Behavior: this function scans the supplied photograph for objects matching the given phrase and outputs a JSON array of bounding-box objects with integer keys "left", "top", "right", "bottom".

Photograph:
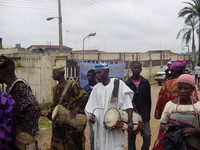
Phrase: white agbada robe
[{"left": 85, "top": 78, "right": 134, "bottom": 150}]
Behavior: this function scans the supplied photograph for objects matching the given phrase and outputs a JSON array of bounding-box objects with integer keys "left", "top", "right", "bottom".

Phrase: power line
[
  {"left": 0, "top": 0, "right": 180, "bottom": 51},
  {"left": 77, "top": 0, "right": 175, "bottom": 39}
]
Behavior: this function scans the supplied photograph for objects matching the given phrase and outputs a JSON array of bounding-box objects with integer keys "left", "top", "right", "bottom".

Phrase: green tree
[
  {"left": 176, "top": 16, "right": 198, "bottom": 69},
  {"left": 178, "top": 0, "right": 200, "bottom": 64}
]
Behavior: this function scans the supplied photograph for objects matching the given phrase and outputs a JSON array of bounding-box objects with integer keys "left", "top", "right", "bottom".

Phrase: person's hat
[
  {"left": 94, "top": 62, "right": 109, "bottom": 70},
  {"left": 167, "top": 61, "right": 172, "bottom": 65},
  {"left": 0, "top": 55, "right": 15, "bottom": 71},
  {"left": 52, "top": 66, "right": 65, "bottom": 72},
  {"left": 177, "top": 74, "right": 195, "bottom": 87},
  {"left": 170, "top": 60, "right": 186, "bottom": 71}
]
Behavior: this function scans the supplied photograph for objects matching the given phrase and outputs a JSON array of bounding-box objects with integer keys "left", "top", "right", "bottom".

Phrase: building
[
  {"left": 27, "top": 45, "right": 72, "bottom": 52},
  {"left": 0, "top": 48, "right": 192, "bottom": 104}
]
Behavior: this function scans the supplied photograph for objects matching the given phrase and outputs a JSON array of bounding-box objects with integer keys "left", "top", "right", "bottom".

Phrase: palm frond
[
  {"left": 183, "top": 1, "right": 195, "bottom": 7},
  {"left": 177, "top": 28, "right": 190, "bottom": 39},
  {"left": 185, "top": 30, "right": 192, "bottom": 44}
]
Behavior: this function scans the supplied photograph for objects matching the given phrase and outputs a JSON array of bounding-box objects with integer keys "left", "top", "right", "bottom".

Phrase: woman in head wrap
[
  {"left": 153, "top": 61, "right": 199, "bottom": 150},
  {"left": 0, "top": 55, "right": 41, "bottom": 149},
  {"left": 155, "top": 74, "right": 200, "bottom": 150}
]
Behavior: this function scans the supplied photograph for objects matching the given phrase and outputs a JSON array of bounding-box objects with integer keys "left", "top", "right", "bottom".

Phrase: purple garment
[{"left": 0, "top": 92, "right": 16, "bottom": 150}]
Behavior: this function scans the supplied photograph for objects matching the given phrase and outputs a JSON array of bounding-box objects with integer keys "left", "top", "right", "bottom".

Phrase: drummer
[
  {"left": 41, "top": 66, "right": 88, "bottom": 150},
  {"left": 85, "top": 62, "right": 134, "bottom": 150}
]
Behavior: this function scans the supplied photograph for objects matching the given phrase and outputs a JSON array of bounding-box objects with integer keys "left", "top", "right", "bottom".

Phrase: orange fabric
[{"left": 154, "top": 79, "right": 199, "bottom": 120}]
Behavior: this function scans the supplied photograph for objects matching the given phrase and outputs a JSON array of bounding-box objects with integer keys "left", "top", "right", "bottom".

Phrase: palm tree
[
  {"left": 178, "top": 0, "right": 200, "bottom": 64},
  {"left": 176, "top": 16, "right": 198, "bottom": 69}
]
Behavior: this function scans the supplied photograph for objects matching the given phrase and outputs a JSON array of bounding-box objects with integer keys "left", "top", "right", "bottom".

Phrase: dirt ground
[{"left": 41, "top": 84, "right": 195, "bottom": 150}]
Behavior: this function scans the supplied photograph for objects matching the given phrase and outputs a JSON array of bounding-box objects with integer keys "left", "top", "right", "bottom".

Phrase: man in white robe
[{"left": 85, "top": 63, "right": 134, "bottom": 150}]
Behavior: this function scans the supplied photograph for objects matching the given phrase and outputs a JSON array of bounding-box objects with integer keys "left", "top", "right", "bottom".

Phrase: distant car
[{"left": 154, "top": 66, "right": 167, "bottom": 85}]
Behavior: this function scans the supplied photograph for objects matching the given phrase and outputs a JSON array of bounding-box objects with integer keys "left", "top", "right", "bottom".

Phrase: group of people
[
  {"left": 0, "top": 55, "right": 41, "bottom": 150},
  {"left": 45, "top": 61, "right": 151, "bottom": 150},
  {"left": 0, "top": 54, "right": 200, "bottom": 150},
  {"left": 153, "top": 60, "right": 200, "bottom": 150}
]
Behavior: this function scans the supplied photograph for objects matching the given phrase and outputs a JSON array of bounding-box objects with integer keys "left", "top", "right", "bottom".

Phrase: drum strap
[
  {"left": 110, "top": 78, "right": 120, "bottom": 102},
  {"left": 58, "top": 80, "right": 73, "bottom": 104}
]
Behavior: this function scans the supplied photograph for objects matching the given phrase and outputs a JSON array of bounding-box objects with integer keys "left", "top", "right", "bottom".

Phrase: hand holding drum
[
  {"left": 41, "top": 111, "right": 48, "bottom": 117},
  {"left": 89, "top": 114, "right": 96, "bottom": 124}
]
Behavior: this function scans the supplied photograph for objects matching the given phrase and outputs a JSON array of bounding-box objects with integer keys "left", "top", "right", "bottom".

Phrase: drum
[
  {"left": 15, "top": 131, "right": 42, "bottom": 150},
  {"left": 104, "top": 108, "right": 144, "bottom": 132},
  {"left": 52, "top": 104, "right": 87, "bottom": 132}
]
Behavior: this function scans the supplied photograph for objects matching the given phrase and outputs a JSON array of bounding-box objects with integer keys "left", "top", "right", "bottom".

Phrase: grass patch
[
  {"left": 148, "top": 76, "right": 155, "bottom": 84},
  {"left": 16, "top": 63, "right": 24, "bottom": 68}
]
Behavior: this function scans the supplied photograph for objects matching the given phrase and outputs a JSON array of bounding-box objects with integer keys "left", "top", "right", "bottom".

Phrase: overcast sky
[{"left": 0, "top": 0, "right": 193, "bottom": 53}]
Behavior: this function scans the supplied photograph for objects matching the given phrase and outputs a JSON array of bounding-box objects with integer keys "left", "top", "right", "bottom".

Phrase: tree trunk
[
  {"left": 198, "top": 15, "right": 200, "bottom": 64},
  {"left": 192, "top": 28, "right": 196, "bottom": 70}
]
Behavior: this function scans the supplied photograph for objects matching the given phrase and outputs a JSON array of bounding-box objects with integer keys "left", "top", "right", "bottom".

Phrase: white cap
[{"left": 167, "top": 61, "right": 172, "bottom": 65}]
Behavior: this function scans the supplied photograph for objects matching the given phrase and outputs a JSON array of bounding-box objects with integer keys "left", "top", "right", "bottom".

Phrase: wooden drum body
[
  {"left": 104, "top": 108, "right": 144, "bottom": 132},
  {"left": 52, "top": 104, "right": 87, "bottom": 132}
]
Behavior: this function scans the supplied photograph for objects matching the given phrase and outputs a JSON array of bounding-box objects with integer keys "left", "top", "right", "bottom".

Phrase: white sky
[{"left": 0, "top": 0, "right": 192, "bottom": 53}]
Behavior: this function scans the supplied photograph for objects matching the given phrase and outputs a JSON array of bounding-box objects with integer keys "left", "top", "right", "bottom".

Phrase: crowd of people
[{"left": 0, "top": 55, "right": 200, "bottom": 150}]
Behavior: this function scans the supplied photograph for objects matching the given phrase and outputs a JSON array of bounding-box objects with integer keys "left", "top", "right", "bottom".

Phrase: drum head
[
  {"left": 104, "top": 108, "right": 119, "bottom": 128},
  {"left": 52, "top": 105, "right": 60, "bottom": 120}
]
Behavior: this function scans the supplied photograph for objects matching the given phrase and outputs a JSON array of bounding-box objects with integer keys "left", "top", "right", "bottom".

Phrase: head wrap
[
  {"left": 94, "top": 62, "right": 109, "bottom": 70},
  {"left": 0, "top": 55, "right": 15, "bottom": 72},
  {"left": 176, "top": 74, "right": 195, "bottom": 87},
  {"left": 52, "top": 66, "right": 65, "bottom": 72},
  {"left": 167, "top": 61, "right": 172, "bottom": 65},
  {"left": 170, "top": 60, "right": 186, "bottom": 71}
]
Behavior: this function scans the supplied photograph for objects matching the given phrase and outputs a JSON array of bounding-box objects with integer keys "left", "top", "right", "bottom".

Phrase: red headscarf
[{"left": 170, "top": 60, "right": 186, "bottom": 71}]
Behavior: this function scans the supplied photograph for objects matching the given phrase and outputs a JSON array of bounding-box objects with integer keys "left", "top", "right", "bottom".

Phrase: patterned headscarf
[
  {"left": 176, "top": 74, "right": 195, "bottom": 87},
  {"left": 170, "top": 60, "right": 186, "bottom": 71}
]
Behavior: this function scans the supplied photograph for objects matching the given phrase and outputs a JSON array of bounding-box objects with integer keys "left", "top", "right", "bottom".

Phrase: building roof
[
  {"left": 147, "top": 50, "right": 175, "bottom": 54},
  {"left": 27, "top": 45, "right": 72, "bottom": 51},
  {"left": 72, "top": 49, "right": 104, "bottom": 53}
]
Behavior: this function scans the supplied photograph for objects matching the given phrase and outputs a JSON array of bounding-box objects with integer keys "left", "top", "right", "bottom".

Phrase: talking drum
[
  {"left": 52, "top": 104, "right": 87, "bottom": 132},
  {"left": 104, "top": 108, "right": 144, "bottom": 132}
]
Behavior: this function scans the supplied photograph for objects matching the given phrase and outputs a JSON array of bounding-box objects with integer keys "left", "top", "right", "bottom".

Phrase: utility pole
[
  {"left": 66, "top": 30, "right": 69, "bottom": 46},
  {"left": 58, "top": 0, "right": 63, "bottom": 51}
]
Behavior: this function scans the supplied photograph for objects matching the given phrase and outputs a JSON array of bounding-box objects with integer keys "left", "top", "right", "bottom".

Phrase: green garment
[{"left": 47, "top": 80, "right": 88, "bottom": 150}]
